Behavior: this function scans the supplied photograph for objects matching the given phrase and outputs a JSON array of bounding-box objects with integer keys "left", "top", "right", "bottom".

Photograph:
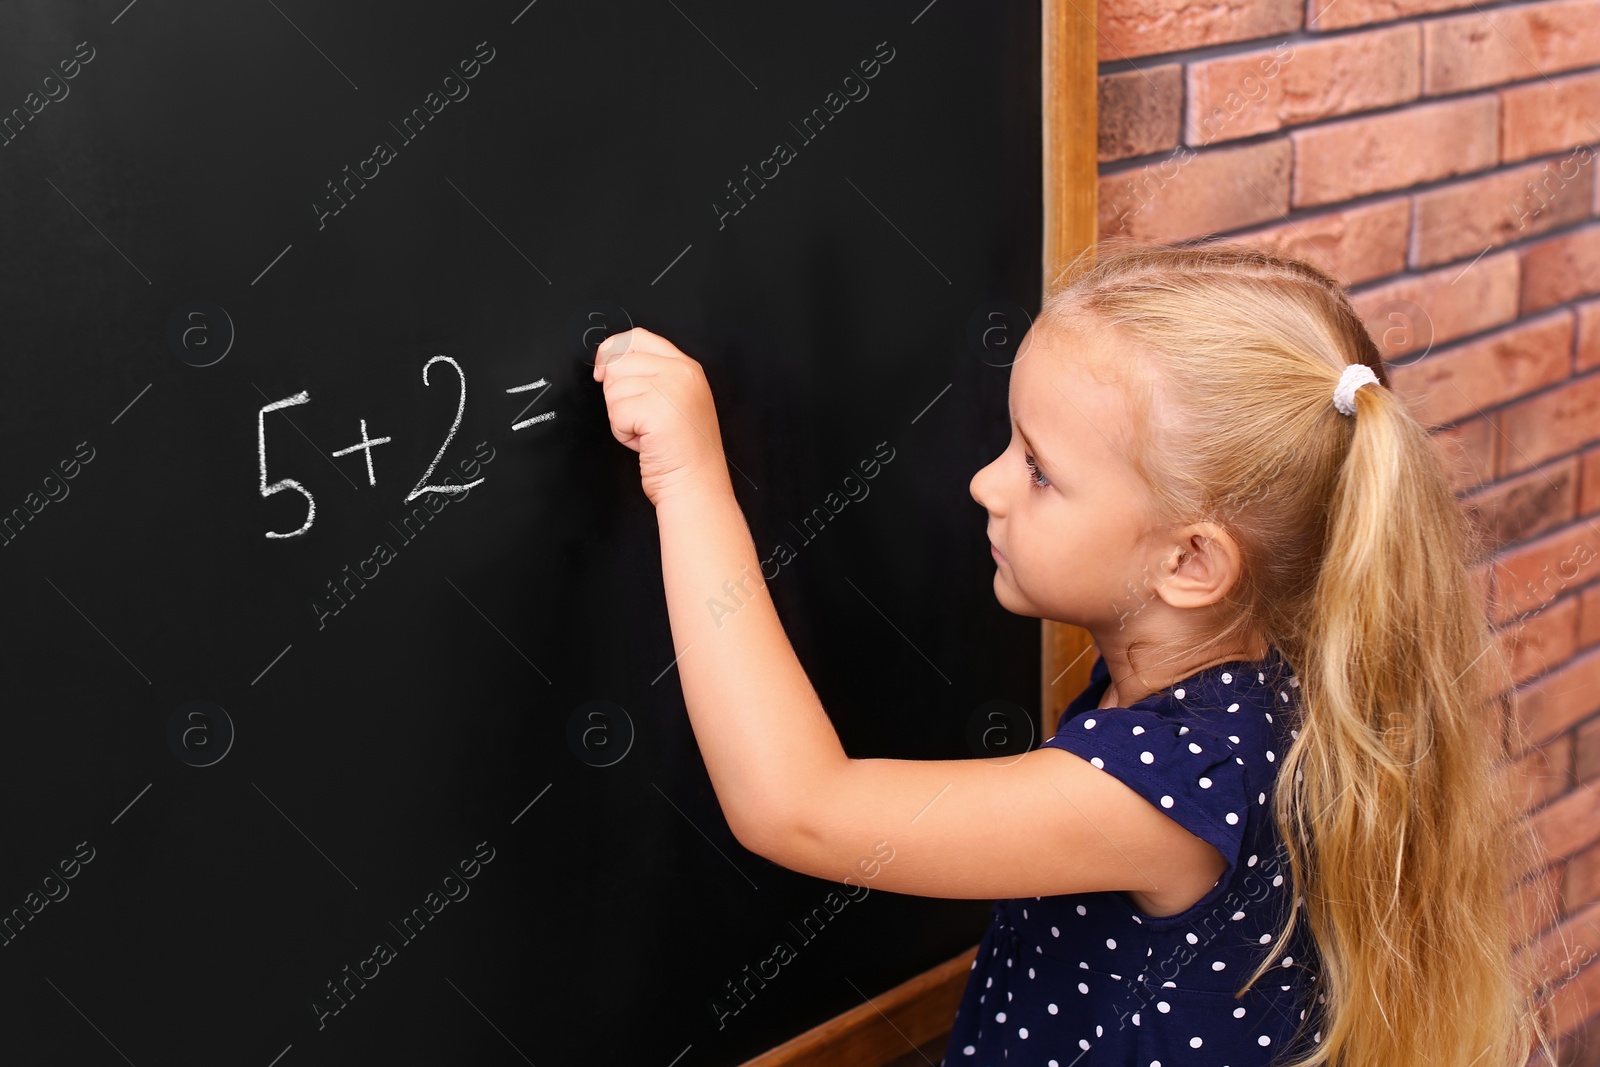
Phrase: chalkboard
[{"left": 0, "top": 2, "right": 1042, "bottom": 1064}]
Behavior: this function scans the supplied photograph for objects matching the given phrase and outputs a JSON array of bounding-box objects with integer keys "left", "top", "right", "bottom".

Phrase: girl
[{"left": 591, "top": 239, "right": 1555, "bottom": 1066}]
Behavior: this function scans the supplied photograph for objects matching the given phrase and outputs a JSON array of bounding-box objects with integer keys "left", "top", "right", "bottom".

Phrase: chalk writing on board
[
  {"left": 404, "top": 355, "right": 485, "bottom": 502},
  {"left": 330, "top": 418, "right": 392, "bottom": 487},
  {"left": 506, "top": 377, "right": 557, "bottom": 431},
  {"left": 258, "top": 391, "right": 316, "bottom": 539},
  {"left": 259, "top": 354, "right": 545, "bottom": 539}
]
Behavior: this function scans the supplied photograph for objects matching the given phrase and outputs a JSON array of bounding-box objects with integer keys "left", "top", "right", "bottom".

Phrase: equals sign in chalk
[{"left": 506, "top": 378, "right": 557, "bottom": 431}]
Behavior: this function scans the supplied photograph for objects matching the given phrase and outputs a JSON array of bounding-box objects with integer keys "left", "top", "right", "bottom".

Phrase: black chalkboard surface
[{"left": 0, "top": 2, "right": 1041, "bottom": 1063}]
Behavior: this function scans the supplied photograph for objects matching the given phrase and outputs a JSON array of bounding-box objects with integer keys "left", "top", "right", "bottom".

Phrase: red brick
[
  {"left": 1578, "top": 299, "right": 1600, "bottom": 372},
  {"left": 1522, "top": 226, "right": 1600, "bottom": 315},
  {"left": 1583, "top": 582, "right": 1600, "bottom": 647},
  {"left": 1498, "top": 525, "right": 1600, "bottom": 622},
  {"left": 1498, "top": 594, "right": 1582, "bottom": 689},
  {"left": 1580, "top": 715, "right": 1600, "bottom": 783},
  {"left": 1424, "top": 0, "right": 1600, "bottom": 96},
  {"left": 1308, "top": 0, "right": 1483, "bottom": 32},
  {"left": 1412, "top": 162, "right": 1596, "bottom": 269},
  {"left": 1206, "top": 197, "right": 1409, "bottom": 287},
  {"left": 1430, "top": 415, "right": 1499, "bottom": 493},
  {"left": 1570, "top": 847, "right": 1600, "bottom": 914},
  {"left": 1099, "top": 139, "right": 1292, "bottom": 243},
  {"left": 1098, "top": 65, "right": 1182, "bottom": 163},
  {"left": 1097, "top": 0, "right": 1303, "bottom": 62},
  {"left": 1350, "top": 250, "right": 1520, "bottom": 359},
  {"left": 1512, "top": 733, "right": 1577, "bottom": 811},
  {"left": 1184, "top": 28, "right": 1417, "bottom": 146},
  {"left": 1515, "top": 646, "right": 1600, "bottom": 752},
  {"left": 1389, "top": 312, "right": 1574, "bottom": 426},
  {"left": 1466, "top": 456, "right": 1581, "bottom": 555},
  {"left": 1581, "top": 445, "right": 1600, "bottom": 515},
  {"left": 1290, "top": 94, "right": 1499, "bottom": 208},
  {"left": 1498, "top": 373, "right": 1600, "bottom": 477},
  {"left": 1528, "top": 780, "right": 1600, "bottom": 872},
  {"left": 1502, "top": 71, "right": 1600, "bottom": 163}
]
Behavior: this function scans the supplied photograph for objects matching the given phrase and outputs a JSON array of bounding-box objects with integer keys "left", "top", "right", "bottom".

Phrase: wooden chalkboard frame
[{"left": 734, "top": 1, "right": 1097, "bottom": 1062}]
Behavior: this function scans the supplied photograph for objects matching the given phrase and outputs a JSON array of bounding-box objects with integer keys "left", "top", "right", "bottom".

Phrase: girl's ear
[{"left": 1149, "top": 521, "right": 1245, "bottom": 610}]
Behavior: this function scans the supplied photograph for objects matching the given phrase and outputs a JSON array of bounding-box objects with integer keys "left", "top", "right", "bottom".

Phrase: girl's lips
[{"left": 990, "top": 542, "right": 1005, "bottom": 563}]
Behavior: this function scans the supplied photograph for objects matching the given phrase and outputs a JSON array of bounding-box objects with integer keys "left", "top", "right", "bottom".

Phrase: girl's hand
[{"left": 592, "top": 326, "right": 735, "bottom": 508}]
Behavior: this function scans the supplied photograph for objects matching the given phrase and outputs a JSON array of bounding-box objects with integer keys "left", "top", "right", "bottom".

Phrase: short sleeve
[{"left": 1041, "top": 706, "right": 1250, "bottom": 888}]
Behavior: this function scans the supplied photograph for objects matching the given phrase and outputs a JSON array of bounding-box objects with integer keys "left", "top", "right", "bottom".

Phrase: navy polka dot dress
[{"left": 940, "top": 646, "right": 1324, "bottom": 1066}]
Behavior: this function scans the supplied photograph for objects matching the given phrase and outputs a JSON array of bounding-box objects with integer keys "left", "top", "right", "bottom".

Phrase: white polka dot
[
  {"left": 1140, "top": 751, "right": 1154, "bottom": 764},
  {"left": 1157, "top": 1001, "right": 1170, "bottom": 1013},
  {"left": 1185, "top": 932, "right": 1198, "bottom": 944},
  {"left": 1225, "top": 812, "right": 1238, "bottom": 824},
  {"left": 1083, "top": 718, "right": 1096, "bottom": 729},
  {"left": 1228, "top": 735, "right": 1240, "bottom": 743},
  {"left": 1188, "top": 742, "right": 1202, "bottom": 753},
  {"left": 1096, "top": 1025, "right": 1103, "bottom": 1036},
  {"left": 1051, "top": 926, "right": 1060, "bottom": 937},
  {"left": 1106, "top": 938, "right": 1117, "bottom": 949},
  {"left": 1259, "top": 934, "right": 1272, "bottom": 944},
  {"left": 1028, "top": 967, "right": 1035, "bottom": 978},
  {"left": 1273, "top": 874, "right": 1284, "bottom": 886},
  {"left": 1090, "top": 757, "right": 1104, "bottom": 769},
  {"left": 1190, "top": 1037, "right": 1203, "bottom": 1048},
  {"left": 1132, "top": 1013, "right": 1140, "bottom": 1026},
  {"left": 1266, "top": 712, "right": 1273, "bottom": 722},
  {"left": 1282, "top": 956, "right": 1294, "bottom": 966},
  {"left": 1079, "top": 1039, "right": 1090, "bottom": 1050},
  {"left": 997, "top": 1011, "right": 1006, "bottom": 1022},
  {"left": 1232, "top": 911, "right": 1245, "bottom": 920},
  {"left": 1160, "top": 795, "right": 1173, "bottom": 808},
  {"left": 1227, "top": 703, "right": 1239, "bottom": 713},
  {"left": 1132, "top": 725, "right": 1145, "bottom": 735},
  {"left": 1019, "top": 1028, "right": 1029, "bottom": 1039},
  {"left": 1247, "top": 854, "right": 1258, "bottom": 866},
  {"left": 1048, "top": 1003, "right": 1058, "bottom": 1015},
  {"left": 1258, "top": 672, "right": 1265, "bottom": 682},
  {"left": 1234, "top": 1007, "right": 1246, "bottom": 1018},
  {"left": 1259, "top": 1035, "right": 1272, "bottom": 1046},
  {"left": 1280, "top": 690, "right": 1289, "bottom": 702},
  {"left": 1259, "top": 791, "right": 1267, "bottom": 804},
  {"left": 1178, "top": 725, "right": 1190, "bottom": 735},
  {"left": 1076, "top": 904, "right": 1087, "bottom": 915},
  {"left": 1174, "top": 688, "right": 1185, "bottom": 699},
  {"left": 964, "top": 1045, "right": 975, "bottom": 1055},
  {"left": 1212, "top": 960, "right": 1226, "bottom": 970},
  {"left": 1266, "top": 750, "right": 1275, "bottom": 762},
  {"left": 1078, "top": 982, "right": 1089, "bottom": 994},
  {"left": 1199, "top": 776, "right": 1212, "bottom": 788},
  {"left": 1221, "top": 672, "right": 1232, "bottom": 683}
]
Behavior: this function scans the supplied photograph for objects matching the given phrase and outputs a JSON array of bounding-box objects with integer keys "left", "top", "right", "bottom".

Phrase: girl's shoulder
[{"left": 1039, "top": 648, "right": 1300, "bottom": 897}]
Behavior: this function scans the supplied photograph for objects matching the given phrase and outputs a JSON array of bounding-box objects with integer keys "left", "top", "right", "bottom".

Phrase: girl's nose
[{"left": 970, "top": 457, "right": 1000, "bottom": 513}]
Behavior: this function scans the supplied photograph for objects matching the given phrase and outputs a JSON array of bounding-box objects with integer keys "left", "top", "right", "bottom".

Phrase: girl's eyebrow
[{"left": 1014, "top": 418, "right": 1060, "bottom": 472}]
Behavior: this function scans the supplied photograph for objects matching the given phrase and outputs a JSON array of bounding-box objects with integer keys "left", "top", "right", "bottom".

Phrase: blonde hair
[{"left": 1036, "top": 237, "right": 1556, "bottom": 1067}]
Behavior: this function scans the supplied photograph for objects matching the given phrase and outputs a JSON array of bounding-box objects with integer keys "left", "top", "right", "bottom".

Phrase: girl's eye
[{"left": 1024, "top": 453, "right": 1050, "bottom": 489}]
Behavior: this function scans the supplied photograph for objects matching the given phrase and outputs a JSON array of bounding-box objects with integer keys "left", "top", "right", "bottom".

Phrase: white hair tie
[{"left": 1333, "top": 363, "right": 1379, "bottom": 417}]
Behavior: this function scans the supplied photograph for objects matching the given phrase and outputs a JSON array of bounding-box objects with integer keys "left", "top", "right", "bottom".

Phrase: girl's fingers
[{"left": 591, "top": 327, "right": 685, "bottom": 380}]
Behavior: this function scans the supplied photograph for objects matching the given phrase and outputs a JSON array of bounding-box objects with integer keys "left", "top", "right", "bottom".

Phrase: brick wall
[{"left": 1095, "top": 1, "right": 1600, "bottom": 1063}]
